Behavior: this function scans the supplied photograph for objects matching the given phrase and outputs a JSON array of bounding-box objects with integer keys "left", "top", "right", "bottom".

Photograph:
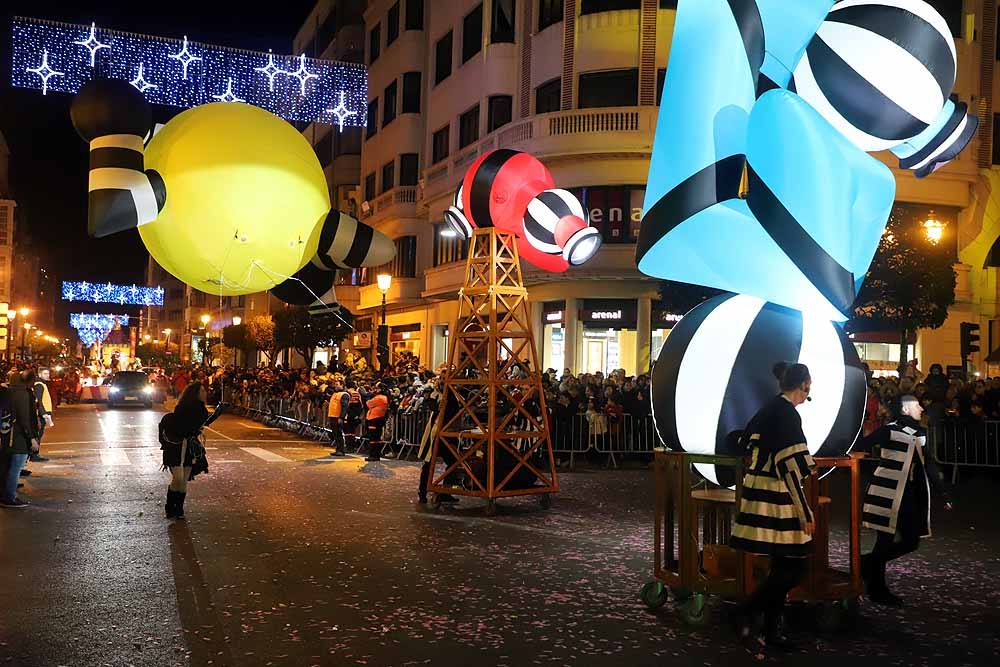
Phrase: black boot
[
  {"left": 175, "top": 492, "right": 186, "bottom": 520},
  {"left": 165, "top": 490, "right": 177, "bottom": 518}
]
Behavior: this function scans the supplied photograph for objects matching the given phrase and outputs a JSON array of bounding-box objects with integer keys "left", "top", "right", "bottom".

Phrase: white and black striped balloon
[
  {"left": 792, "top": 0, "right": 957, "bottom": 152},
  {"left": 651, "top": 294, "right": 866, "bottom": 487}
]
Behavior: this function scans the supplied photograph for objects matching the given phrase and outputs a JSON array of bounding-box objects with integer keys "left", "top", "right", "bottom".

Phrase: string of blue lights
[
  {"left": 11, "top": 17, "right": 368, "bottom": 128},
  {"left": 69, "top": 313, "right": 130, "bottom": 347},
  {"left": 62, "top": 281, "right": 164, "bottom": 307}
]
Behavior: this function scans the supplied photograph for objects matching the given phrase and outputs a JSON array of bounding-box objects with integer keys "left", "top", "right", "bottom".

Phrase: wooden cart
[{"left": 640, "top": 451, "right": 863, "bottom": 630}]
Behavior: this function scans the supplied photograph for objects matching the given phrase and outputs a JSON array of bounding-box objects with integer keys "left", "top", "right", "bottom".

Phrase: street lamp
[
  {"left": 19, "top": 307, "right": 29, "bottom": 318},
  {"left": 232, "top": 316, "right": 242, "bottom": 326},
  {"left": 143, "top": 334, "right": 151, "bottom": 342},
  {"left": 200, "top": 314, "right": 211, "bottom": 326},
  {"left": 923, "top": 212, "right": 945, "bottom": 245},
  {"left": 376, "top": 274, "right": 392, "bottom": 374}
]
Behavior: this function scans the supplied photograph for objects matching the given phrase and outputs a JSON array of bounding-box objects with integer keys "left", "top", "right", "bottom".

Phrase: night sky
[{"left": 0, "top": 0, "right": 318, "bottom": 329}]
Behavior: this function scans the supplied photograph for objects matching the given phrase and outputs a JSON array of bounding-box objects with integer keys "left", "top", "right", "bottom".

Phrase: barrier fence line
[
  {"left": 928, "top": 418, "right": 1000, "bottom": 483},
  {"left": 222, "top": 390, "right": 660, "bottom": 465}
]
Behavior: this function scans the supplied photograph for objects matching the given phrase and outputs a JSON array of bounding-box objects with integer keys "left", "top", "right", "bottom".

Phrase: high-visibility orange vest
[{"left": 328, "top": 391, "right": 348, "bottom": 418}]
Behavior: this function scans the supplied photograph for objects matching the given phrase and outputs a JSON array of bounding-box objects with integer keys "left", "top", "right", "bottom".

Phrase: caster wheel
[
  {"left": 485, "top": 499, "right": 497, "bottom": 516},
  {"left": 539, "top": 493, "right": 552, "bottom": 510},
  {"left": 670, "top": 586, "right": 693, "bottom": 602},
  {"left": 640, "top": 581, "right": 669, "bottom": 610},
  {"left": 429, "top": 494, "right": 442, "bottom": 510},
  {"left": 678, "top": 593, "right": 708, "bottom": 626}
]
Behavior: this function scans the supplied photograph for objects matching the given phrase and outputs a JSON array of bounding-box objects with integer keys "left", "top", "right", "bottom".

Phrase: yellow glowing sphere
[{"left": 140, "top": 103, "right": 329, "bottom": 295}]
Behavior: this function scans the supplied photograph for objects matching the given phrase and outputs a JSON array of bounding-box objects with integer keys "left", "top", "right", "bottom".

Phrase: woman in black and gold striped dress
[{"left": 730, "top": 363, "right": 816, "bottom": 650}]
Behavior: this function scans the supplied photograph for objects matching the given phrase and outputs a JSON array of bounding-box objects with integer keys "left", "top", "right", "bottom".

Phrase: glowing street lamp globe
[{"left": 376, "top": 273, "right": 392, "bottom": 294}]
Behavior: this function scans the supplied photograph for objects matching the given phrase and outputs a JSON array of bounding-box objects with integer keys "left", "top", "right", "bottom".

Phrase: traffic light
[{"left": 960, "top": 322, "right": 980, "bottom": 360}]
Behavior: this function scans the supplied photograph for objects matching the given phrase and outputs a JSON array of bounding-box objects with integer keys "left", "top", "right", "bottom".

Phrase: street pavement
[{"left": 1, "top": 403, "right": 998, "bottom": 667}]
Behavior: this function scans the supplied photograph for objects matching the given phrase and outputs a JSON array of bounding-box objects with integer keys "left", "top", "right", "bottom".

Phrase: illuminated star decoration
[
  {"left": 254, "top": 49, "right": 282, "bottom": 91},
  {"left": 130, "top": 63, "right": 157, "bottom": 92},
  {"left": 326, "top": 91, "right": 357, "bottom": 132},
  {"left": 26, "top": 49, "right": 64, "bottom": 95},
  {"left": 62, "top": 281, "right": 164, "bottom": 306},
  {"left": 212, "top": 78, "right": 245, "bottom": 103},
  {"left": 70, "top": 313, "right": 130, "bottom": 348},
  {"left": 11, "top": 17, "right": 368, "bottom": 126},
  {"left": 168, "top": 35, "right": 202, "bottom": 80},
  {"left": 73, "top": 22, "right": 110, "bottom": 67},
  {"left": 282, "top": 53, "right": 319, "bottom": 96}
]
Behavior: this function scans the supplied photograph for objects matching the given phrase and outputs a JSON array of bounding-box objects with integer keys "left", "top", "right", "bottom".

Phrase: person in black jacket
[
  {"left": 1, "top": 371, "right": 41, "bottom": 508},
  {"left": 160, "top": 381, "right": 213, "bottom": 519}
]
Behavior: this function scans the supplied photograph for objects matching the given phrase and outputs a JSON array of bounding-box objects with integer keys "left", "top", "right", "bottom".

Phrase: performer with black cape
[{"left": 854, "top": 393, "right": 952, "bottom": 606}]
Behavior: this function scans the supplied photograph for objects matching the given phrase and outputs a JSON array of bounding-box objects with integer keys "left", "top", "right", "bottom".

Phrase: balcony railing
[
  {"left": 362, "top": 185, "right": 418, "bottom": 223},
  {"left": 421, "top": 106, "right": 657, "bottom": 202}
]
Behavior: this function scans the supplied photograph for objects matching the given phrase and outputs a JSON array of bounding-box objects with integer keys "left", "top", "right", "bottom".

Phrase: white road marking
[
  {"left": 41, "top": 464, "right": 75, "bottom": 469},
  {"left": 205, "top": 426, "right": 234, "bottom": 441},
  {"left": 239, "top": 422, "right": 279, "bottom": 430},
  {"left": 205, "top": 447, "right": 219, "bottom": 450},
  {"left": 99, "top": 450, "right": 131, "bottom": 466},
  {"left": 240, "top": 447, "right": 293, "bottom": 463},
  {"left": 282, "top": 447, "right": 305, "bottom": 450},
  {"left": 214, "top": 459, "right": 245, "bottom": 464}
]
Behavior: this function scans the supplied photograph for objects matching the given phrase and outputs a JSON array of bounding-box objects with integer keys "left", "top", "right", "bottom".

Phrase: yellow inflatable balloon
[{"left": 140, "top": 102, "right": 328, "bottom": 295}]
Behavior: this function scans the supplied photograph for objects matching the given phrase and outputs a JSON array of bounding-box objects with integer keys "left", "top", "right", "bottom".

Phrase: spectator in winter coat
[{"left": 1, "top": 372, "right": 41, "bottom": 508}]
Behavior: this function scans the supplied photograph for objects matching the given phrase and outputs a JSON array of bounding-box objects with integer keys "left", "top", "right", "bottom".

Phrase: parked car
[{"left": 107, "top": 371, "right": 154, "bottom": 408}]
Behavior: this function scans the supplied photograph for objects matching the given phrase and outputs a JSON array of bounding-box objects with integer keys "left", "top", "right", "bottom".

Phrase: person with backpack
[
  {"left": 343, "top": 380, "right": 364, "bottom": 452},
  {"left": 1, "top": 370, "right": 41, "bottom": 508},
  {"left": 159, "top": 381, "right": 217, "bottom": 519}
]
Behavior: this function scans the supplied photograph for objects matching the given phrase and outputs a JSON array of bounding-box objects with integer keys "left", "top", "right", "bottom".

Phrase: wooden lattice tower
[{"left": 427, "top": 228, "right": 558, "bottom": 512}]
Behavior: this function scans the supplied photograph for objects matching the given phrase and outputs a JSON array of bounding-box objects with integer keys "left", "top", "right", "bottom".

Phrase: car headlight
[
  {"left": 109, "top": 387, "right": 119, "bottom": 394},
  {"left": 143, "top": 386, "right": 153, "bottom": 394}
]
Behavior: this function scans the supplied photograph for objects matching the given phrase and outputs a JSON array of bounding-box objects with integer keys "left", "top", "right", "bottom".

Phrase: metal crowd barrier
[
  {"left": 928, "top": 418, "right": 1000, "bottom": 483},
  {"left": 224, "top": 390, "right": 660, "bottom": 465}
]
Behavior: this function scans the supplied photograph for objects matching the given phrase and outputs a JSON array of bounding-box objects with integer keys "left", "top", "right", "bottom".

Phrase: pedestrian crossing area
[{"left": 28, "top": 442, "right": 360, "bottom": 473}]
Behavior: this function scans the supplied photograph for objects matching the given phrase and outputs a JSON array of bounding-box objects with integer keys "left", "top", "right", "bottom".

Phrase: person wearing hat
[
  {"left": 730, "top": 362, "right": 816, "bottom": 652},
  {"left": 853, "top": 393, "right": 952, "bottom": 606}
]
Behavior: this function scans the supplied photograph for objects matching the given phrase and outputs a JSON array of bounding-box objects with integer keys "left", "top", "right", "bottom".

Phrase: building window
[
  {"left": 462, "top": 4, "right": 483, "bottom": 63},
  {"left": 492, "top": 0, "right": 516, "bottom": 43},
  {"left": 381, "top": 160, "right": 395, "bottom": 194},
  {"left": 383, "top": 80, "right": 398, "bottom": 126},
  {"left": 316, "top": 8, "right": 340, "bottom": 57},
  {"left": 488, "top": 95, "right": 512, "bottom": 132},
  {"left": 387, "top": 2, "right": 400, "bottom": 45},
  {"left": 434, "top": 224, "right": 470, "bottom": 265},
  {"left": 659, "top": 0, "right": 678, "bottom": 7},
  {"left": 432, "top": 125, "right": 450, "bottom": 163},
  {"left": 580, "top": 0, "right": 640, "bottom": 15},
  {"left": 400, "top": 153, "right": 419, "bottom": 186},
  {"left": 539, "top": 0, "right": 563, "bottom": 31},
  {"left": 535, "top": 77, "right": 561, "bottom": 114},
  {"left": 656, "top": 68, "right": 666, "bottom": 105},
  {"left": 435, "top": 31, "right": 453, "bottom": 84},
  {"left": 579, "top": 68, "right": 639, "bottom": 108},
  {"left": 402, "top": 72, "right": 421, "bottom": 113},
  {"left": 365, "top": 172, "right": 376, "bottom": 202},
  {"left": 406, "top": 0, "right": 424, "bottom": 30},
  {"left": 459, "top": 105, "right": 480, "bottom": 149},
  {"left": 376, "top": 236, "right": 418, "bottom": 277},
  {"left": 313, "top": 130, "right": 333, "bottom": 168},
  {"left": 366, "top": 98, "right": 378, "bottom": 139},
  {"left": 369, "top": 23, "right": 381, "bottom": 64},
  {"left": 334, "top": 127, "right": 362, "bottom": 156}
]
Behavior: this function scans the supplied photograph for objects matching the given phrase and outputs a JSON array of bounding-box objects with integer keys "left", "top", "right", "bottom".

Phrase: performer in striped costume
[
  {"left": 730, "top": 363, "right": 816, "bottom": 651},
  {"left": 854, "top": 394, "right": 951, "bottom": 607}
]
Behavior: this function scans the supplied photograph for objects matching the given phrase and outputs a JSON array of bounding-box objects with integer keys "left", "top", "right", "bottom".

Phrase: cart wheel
[
  {"left": 816, "top": 599, "right": 858, "bottom": 633},
  {"left": 539, "top": 493, "right": 552, "bottom": 510},
  {"left": 485, "top": 499, "right": 497, "bottom": 516},
  {"left": 640, "top": 581, "right": 669, "bottom": 610},
  {"left": 670, "top": 586, "right": 693, "bottom": 602},
  {"left": 428, "top": 494, "right": 442, "bottom": 511},
  {"left": 678, "top": 593, "right": 708, "bottom": 626}
]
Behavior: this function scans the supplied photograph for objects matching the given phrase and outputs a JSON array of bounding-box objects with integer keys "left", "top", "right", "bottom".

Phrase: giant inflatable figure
[
  {"left": 70, "top": 79, "right": 393, "bottom": 306},
  {"left": 444, "top": 149, "right": 602, "bottom": 271},
  {"left": 639, "top": 0, "right": 978, "bottom": 484}
]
